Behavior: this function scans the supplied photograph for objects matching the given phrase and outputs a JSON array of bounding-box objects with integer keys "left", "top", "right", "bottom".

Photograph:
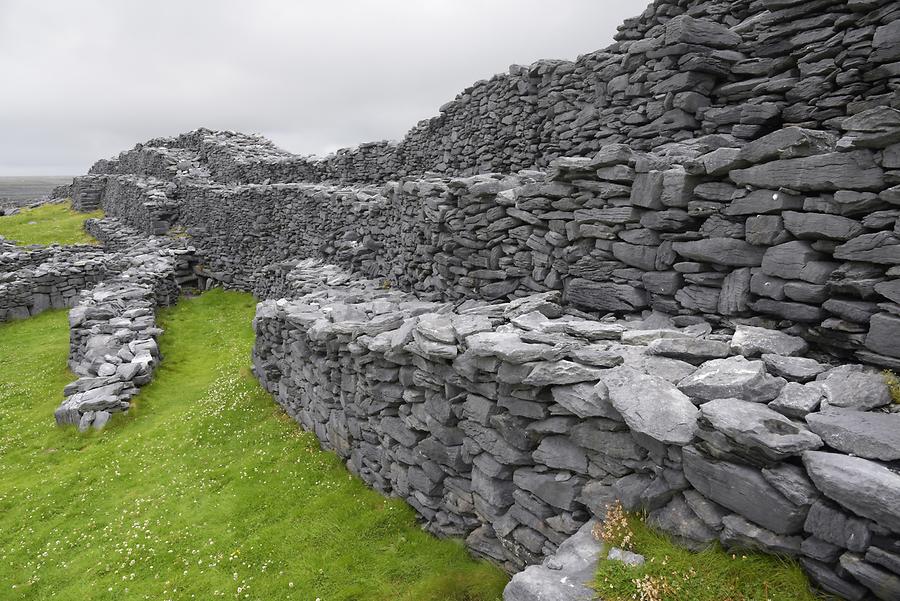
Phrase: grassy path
[{"left": 0, "top": 290, "right": 507, "bottom": 601}]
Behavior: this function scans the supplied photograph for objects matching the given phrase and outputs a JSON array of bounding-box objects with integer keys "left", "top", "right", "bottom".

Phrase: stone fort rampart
[{"left": 32, "top": 0, "right": 900, "bottom": 598}]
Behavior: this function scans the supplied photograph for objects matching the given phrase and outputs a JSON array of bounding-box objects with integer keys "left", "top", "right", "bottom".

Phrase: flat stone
[
  {"left": 672, "top": 238, "right": 766, "bottom": 267},
  {"left": 646, "top": 337, "right": 730, "bottom": 364},
  {"left": 567, "top": 346, "right": 624, "bottom": 368},
  {"left": 720, "top": 514, "right": 803, "bottom": 555},
  {"left": 800, "top": 536, "right": 842, "bottom": 563},
  {"left": 683, "top": 489, "right": 728, "bottom": 530},
  {"left": 761, "top": 462, "right": 821, "bottom": 507},
  {"left": 565, "top": 278, "right": 648, "bottom": 311},
  {"left": 867, "top": 547, "right": 900, "bottom": 577},
  {"left": 724, "top": 189, "right": 803, "bottom": 216},
  {"left": 512, "top": 468, "right": 584, "bottom": 511},
  {"left": 730, "top": 150, "right": 884, "bottom": 192},
  {"left": 866, "top": 312, "right": 900, "bottom": 358},
  {"left": 839, "top": 553, "right": 900, "bottom": 601},
  {"left": 834, "top": 231, "right": 900, "bottom": 264},
  {"left": 731, "top": 324, "right": 808, "bottom": 357},
  {"left": 664, "top": 15, "right": 741, "bottom": 48},
  {"left": 806, "top": 408, "right": 900, "bottom": 460},
  {"left": 769, "top": 382, "right": 825, "bottom": 418},
  {"left": 804, "top": 500, "right": 871, "bottom": 552},
  {"left": 416, "top": 313, "right": 456, "bottom": 343},
  {"left": 736, "top": 127, "right": 837, "bottom": 163},
  {"left": 596, "top": 365, "right": 699, "bottom": 445},
  {"left": 560, "top": 321, "right": 625, "bottom": 341},
  {"left": 682, "top": 446, "right": 807, "bottom": 535},
  {"left": 840, "top": 107, "right": 900, "bottom": 148},
  {"left": 678, "top": 356, "right": 785, "bottom": 404},
  {"left": 466, "top": 332, "right": 554, "bottom": 364},
  {"left": 799, "top": 558, "right": 868, "bottom": 601},
  {"left": 523, "top": 360, "right": 607, "bottom": 386},
  {"left": 803, "top": 451, "right": 900, "bottom": 534},
  {"left": 502, "top": 521, "right": 600, "bottom": 601},
  {"left": 761, "top": 241, "right": 837, "bottom": 283},
  {"left": 550, "top": 383, "right": 621, "bottom": 419},
  {"left": 533, "top": 436, "right": 588, "bottom": 473},
  {"left": 697, "top": 398, "right": 822, "bottom": 465},
  {"left": 783, "top": 211, "right": 864, "bottom": 241},
  {"left": 819, "top": 366, "right": 891, "bottom": 411},
  {"left": 647, "top": 494, "right": 717, "bottom": 549},
  {"left": 761, "top": 354, "right": 828, "bottom": 382}
]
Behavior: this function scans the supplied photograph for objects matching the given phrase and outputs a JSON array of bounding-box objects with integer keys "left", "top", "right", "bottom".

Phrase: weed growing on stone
[
  {"left": 0, "top": 290, "right": 507, "bottom": 601},
  {"left": 0, "top": 200, "right": 103, "bottom": 245},
  {"left": 594, "top": 512, "right": 823, "bottom": 601},
  {"left": 882, "top": 369, "right": 900, "bottom": 404}
]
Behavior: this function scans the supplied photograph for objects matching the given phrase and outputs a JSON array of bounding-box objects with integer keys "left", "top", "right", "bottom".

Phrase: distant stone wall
[{"left": 253, "top": 285, "right": 900, "bottom": 599}]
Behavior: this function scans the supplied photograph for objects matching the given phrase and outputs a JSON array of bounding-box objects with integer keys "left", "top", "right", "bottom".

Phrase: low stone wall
[
  {"left": 54, "top": 219, "right": 199, "bottom": 430},
  {"left": 0, "top": 241, "right": 114, "bottom": 322},
  {"left": 253, "top": 285, "right": 900, "bottom": 598}
]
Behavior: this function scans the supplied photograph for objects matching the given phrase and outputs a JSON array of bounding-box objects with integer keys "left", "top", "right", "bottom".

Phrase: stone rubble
[{"left": 52, "top": 219, "right": 198, "bottom": 429}]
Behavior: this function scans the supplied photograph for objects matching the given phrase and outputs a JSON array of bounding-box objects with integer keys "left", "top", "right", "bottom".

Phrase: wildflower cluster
[{"left": 594, "top": 500, "right": 635, "bottom": 552}]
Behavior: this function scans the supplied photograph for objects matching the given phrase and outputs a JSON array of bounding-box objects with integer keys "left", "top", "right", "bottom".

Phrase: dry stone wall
[
  {"left": 253, "top": 284, "right": 900, "bottom": 600},
  {"left": 0, "top": 239, "right": 114, "bottom": 322},
  {"left": 51, "top": 0, "right": 900, "bottom": 597},
  {"left": 78, "top": 118, "right": 900, "bottom": 369}
]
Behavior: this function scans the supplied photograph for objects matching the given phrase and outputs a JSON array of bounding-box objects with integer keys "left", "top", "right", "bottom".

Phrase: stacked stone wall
[{"left": 254, "top": 285, "right": 900, "bottom": 599}]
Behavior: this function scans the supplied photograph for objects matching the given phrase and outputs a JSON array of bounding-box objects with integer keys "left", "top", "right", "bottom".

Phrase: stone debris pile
[{"left": 254, "top": 287, "right": 900, "bottom": 599}]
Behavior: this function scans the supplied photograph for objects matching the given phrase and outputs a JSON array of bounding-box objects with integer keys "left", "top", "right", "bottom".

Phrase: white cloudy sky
[{"left": 0, "top": 0, "right": 648, "bottom": 175}]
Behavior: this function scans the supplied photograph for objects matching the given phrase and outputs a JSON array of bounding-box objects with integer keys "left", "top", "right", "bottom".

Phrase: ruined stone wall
[
  {"left": 253, "top": 286, "right": 900, "bottom": 599},
  {"left": 55, "top": 218, "right": 200, "bottom": 431},
  {"left": 49, "top": 0, "right": 900, "bottom": 596},
  {"left": 0, "top": 240, "right": 115, "bottom": 322}
]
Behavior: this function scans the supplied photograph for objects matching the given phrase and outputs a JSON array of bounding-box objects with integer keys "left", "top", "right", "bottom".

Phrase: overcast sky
[{"left": 0, "top": 0, "right": 648, "bottom": 176}]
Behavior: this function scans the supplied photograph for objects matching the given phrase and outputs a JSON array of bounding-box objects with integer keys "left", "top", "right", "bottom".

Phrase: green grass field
[
  {"left": 594, "top": 512, "right": 825, "bottom": 601},
  {"left": 0, "top": 290, "right": 508, "bottom": 601},
  {"left": 0, "top": 201, "right": 102, "bottom": 245}
]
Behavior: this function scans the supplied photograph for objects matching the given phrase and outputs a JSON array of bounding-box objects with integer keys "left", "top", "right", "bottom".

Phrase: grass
[
  {"left": 0, "top": 289, "right": 508, "bottom": 601},
  {"left": 0, "top": 200, "right": 102, "bottom": 245},
  {"left": 883, "top": 370, "right": 900, "bottom": 404},
  {"left": 594, "top": 510, "right": 824, "bottom": 601}
]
